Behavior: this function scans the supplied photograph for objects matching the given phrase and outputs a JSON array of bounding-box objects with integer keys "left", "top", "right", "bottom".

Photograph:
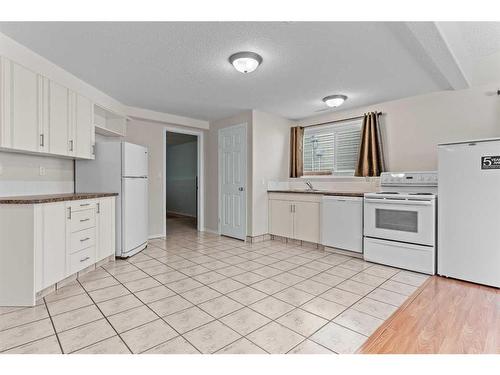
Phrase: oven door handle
[{"left": 364, "top": 198, "right": 433, "bottom": 206}]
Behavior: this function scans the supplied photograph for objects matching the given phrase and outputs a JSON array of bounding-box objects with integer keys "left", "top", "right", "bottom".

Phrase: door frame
[
  {"left": 217, "top": 123, "right": 248, "bottom": 240},
  {"left": 163, "top": 125, "right": 204, "bottom": 234}
]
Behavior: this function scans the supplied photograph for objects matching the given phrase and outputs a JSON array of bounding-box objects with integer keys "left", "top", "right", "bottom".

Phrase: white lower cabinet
[
  {"left": 268, "top": 193, "right": 321, "bottom": 243},
  {"left": 0, "top": 196, "right": 116, "bottom": 306}
]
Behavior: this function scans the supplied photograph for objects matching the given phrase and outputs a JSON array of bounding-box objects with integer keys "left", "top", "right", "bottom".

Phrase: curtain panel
[
  {"left": 355, "top": 112, "right": 385, "bottom": 177},
  {"left": 290, "top": 126, "right": 304, "bottom": 178}
]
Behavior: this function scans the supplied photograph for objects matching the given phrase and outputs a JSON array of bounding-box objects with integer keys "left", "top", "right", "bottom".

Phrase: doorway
[
  {"left": 218, "top": 123, "right": 247, "bottom": 240},
  {"left": 165, "top": 130, "right": 199, "bottom": 235}
]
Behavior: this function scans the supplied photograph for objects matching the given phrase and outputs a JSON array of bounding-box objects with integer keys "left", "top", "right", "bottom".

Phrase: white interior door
[{"left": 219, "top": 124, "right": 247, "bottom": 240}]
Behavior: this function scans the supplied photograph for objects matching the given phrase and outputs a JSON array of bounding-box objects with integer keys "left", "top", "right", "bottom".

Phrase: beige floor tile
[
  {"left": 153, "top": 270, "right": 188, "bottom": 284},
  {"left": 252, "top": 279, "right": 288, "bottom": 294},
  {"left": 103, "top": 263, "right": 138, "bottom": 276},
  {"left": 364, "top": 264, "right": 400, "bottom": 279},
  {"left": 247, "top": 322, "right": 304, "bottom": 354},
  {"left": 44, "top": 283, "right": 86, "bottom": 303},
  {"left": 320, "top": 288, "right": 362, "bottom": 307},
  {"left": 231, "top": 272, "right": 266, "bottom": 285},
  {"left": 334, "top": 308, "right": 384, "bottom": 336},
  {"left": 140, "top": 264, "right": 173, "bottom": 276},
  {"left": 192, "top": 271, "right": 227, "bottom": 284},
  {"left": 133, "top": 259, "right": 163, "bottom": 270},
  {"left": 350, "top": 272, "right": 387, "bottom": 287},
  {"left": 163, "top": 306, "right": 214, "bottom": 334},
  {"left": 74, "top": 336, "right": 130, "bottom": 354},
  {"left": 120, "top": 319, "right": 178, "bottom": 353},
  {"left": 97, "top": 294, "right": 143, "bottom": 316},
  {"left": 77, "top": 267, "right": 111, "bottom": 282},
  {"left": 339, "top": 259, "right": 372, "bottom": 272},
  {"left": 88, "top": 284, "right": 130, "bottom": 303},
  {"left": 250, "top": 296, "right": 295, "bottom": 320},
  {"left": 0, "top": 306, "right": 28, "bottom": 315},
  {"left": 273, "top": 287, "right": 315, "bottom": 307},
  {"left": 380, "top": 280, "right": 418, "bottom": 296},
  {"left": 216, "top": 338, "right": 267, "bottom": 354},
  {"left": 198, "top": 296, "right": 244, "bottom": 318},
  {"left": 148, "top": 295, "right": 193, "bottom": 317},
  {"left": 391, "top": 271, "right": 429, "bottom": 287},
  {"left": 183, "top": 320, "right": 241, "bottom": 354},
  {"left": 220, "top": 307, "right": 271, "bottom": 335},
  {"left": 303, "top": 260, "right": 332, "bottom": 272},
  {"left": 226, "top": 286, "right": 267, "bottom": 306},
  {"left": 107, "top": 305, "right": 158, "bottom": 333},
  {"left": 294, "top": 279, "right": 332, "bottom": 295},
  {"left": 252, "top": 266, "right": 283, "bottom": 278},
  {"left": 215, "top": 265, "right": 246, "bottom": 277},
  {"left": 127, "top": 253, "right": 153, "bottom": 264},
  {"left": 123, "top": 277, "right": 161, "bottom": 293},
  {"left": 352, "top": 297, "right": 398, "bottom": 320},
  {"left": 166, "top": 278, "right": 204, "bottom": 293},
  {"left": 3, "top": 335, "right": 61, "bottom": 354},
  {"left": 310, "top": 322, "right": 367, "bottom": 354},
  {"left": 277, "top": 308, "right": 328, "bottom": 337},
  {"left": 0, "top": 318, "right": 55, "bottom": 352},
  {"left": 367, "top": 288, "right": 408, "bottom": 307},
  {"left": 180, "top": 286, "right": 221, "bottom": 305},
  {"left": 271, "top": 272, "right": 305, "bottom": 286},
  {"left": 288, "top": 266, "right": 321, "bottom": 278},
  {"left": 134, "top": 285, "right": 176, "bottom": 304},
  {"left": 114, "top": 269, "right": 150, "bottom": 283},
  {"left": 0, "top": 304, "right": 49, "bottom": 331},
  {"left": 58, "top": 319, "right": 115, "bottom": 353},
  {"left": 80, "top": 276, "right": 119, "bottom": 292},
  {"left": 310, "top": 272, "right": 346, "bottom": 287},
  {"left": 208, "top": 278, "right": 245, "bottom": 294},
  {"left": 326, "top": 265, "right": 359, "bottom": 279},
  {"left": 301, "top": 297, "right": 347, "bottom": 320},
  {"left": 336, "top": 279, "right": 376, "bottom": 296},
  {"left": 144, "top": 336, "right": 199, "bottom": 354},
  {"left": 288, "top": 339, "right": 334, "bottom": 354},
  {"left": 52, "top": 304, "right": 103, "bottom": 332},
  {"left": 169, "top": 259, "right": 197, "bottom": 269},
  {"left": 46, "top": 293, "right": 94, "bottom": 316},
  {"left": 178, "top": 264, "right": 211, "bottom": 277}
]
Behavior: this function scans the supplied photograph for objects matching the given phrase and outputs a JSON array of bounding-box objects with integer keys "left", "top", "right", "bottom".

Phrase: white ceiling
[{"left": 0, "top": 22, "right": 498, "bottom": 121}]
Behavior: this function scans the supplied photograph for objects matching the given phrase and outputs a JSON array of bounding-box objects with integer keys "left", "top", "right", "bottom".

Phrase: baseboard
[
  {"left": 149, "top": 233, "right": 166, "bottom": 239},
  {"left": 202, "top": 227, "right": 219, "bottom": 235}
]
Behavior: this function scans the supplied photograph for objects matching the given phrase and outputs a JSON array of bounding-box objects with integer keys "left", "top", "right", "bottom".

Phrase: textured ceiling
[{"left": 0, "top": 22, "right": 459, "bottom": 121}]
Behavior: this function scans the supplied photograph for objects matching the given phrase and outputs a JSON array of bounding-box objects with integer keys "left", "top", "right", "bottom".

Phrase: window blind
[{"left": 303, "top": 118, "right": 362, "bottom": 175}]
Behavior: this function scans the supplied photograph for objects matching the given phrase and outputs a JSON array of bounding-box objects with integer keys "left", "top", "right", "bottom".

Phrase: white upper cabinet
[
  {"left": 0, "top": 58, "right": 41, "bottom": 152},
  {"left": 74, "top": 93, "right": 95, "bottom": 159},
  {"left": 48, "top": 79, "right": 71, "bottom": 156}
]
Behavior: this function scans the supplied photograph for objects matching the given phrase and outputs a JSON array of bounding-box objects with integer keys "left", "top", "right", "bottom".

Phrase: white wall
[
  {"left": 251, "top": 110, "right": 291, "bottom": 236},
  {"left": 296, "top": 81, "right": 500, "bottom": 171},
  {"left": 166, "top": 140, "right": 197, "bottom": 217},
  {"left": 0, "top": 151, "right": 74, "bottom": 196}
]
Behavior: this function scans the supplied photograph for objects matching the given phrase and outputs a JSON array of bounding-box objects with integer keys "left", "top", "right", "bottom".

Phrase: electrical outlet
[{"left": 39, "top": 166, "right": 46, "bottom": 176}]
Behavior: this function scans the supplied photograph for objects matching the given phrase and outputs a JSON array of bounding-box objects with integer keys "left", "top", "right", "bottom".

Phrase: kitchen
[{"left": 0, "top": 9, "right": 499, "bottom": 374}]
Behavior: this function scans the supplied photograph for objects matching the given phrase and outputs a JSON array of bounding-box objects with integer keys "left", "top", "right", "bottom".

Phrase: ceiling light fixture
[
  {"left": 323, "top": 94, "right": 348, "bottom": 108},
  {"left": 229, "top": 51, "right": 263, "bottom": 74}
]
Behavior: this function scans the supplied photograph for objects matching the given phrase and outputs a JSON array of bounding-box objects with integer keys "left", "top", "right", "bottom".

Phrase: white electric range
[{"left": 363, "top": 171, "right": 438, "bottom": 275}]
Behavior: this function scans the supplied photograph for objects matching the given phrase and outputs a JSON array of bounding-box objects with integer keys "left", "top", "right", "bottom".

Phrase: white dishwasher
[{"left": 321, "top": 196, "right": 363, "bottom": 253}]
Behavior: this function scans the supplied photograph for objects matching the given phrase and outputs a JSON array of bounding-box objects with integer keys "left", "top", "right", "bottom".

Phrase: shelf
[{"left": 94, "top": 104, "right": 126, "bottom": 137}]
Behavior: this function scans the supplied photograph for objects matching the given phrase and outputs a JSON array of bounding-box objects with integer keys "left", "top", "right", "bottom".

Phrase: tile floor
[{"left": 0, "top": 219, "right": 429, "bottom": 354}]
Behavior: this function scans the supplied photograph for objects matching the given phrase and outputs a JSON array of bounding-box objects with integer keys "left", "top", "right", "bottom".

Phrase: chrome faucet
[{"left": 305, "top": 180, "right": 314, "bottom": 191}]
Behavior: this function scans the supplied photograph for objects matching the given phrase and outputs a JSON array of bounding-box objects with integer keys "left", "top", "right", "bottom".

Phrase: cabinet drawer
[
  {"left": 70, "top": 209, "right": 96, "bottom": 233},
  {"left": 67, "top": 199, "right": 96, "bottom": 213},
  {"left": 68, "top": 246, "right": 96, "bottom": 275},
  {"left": 70, "top": 227, "right": 96, "bottom": 254}
]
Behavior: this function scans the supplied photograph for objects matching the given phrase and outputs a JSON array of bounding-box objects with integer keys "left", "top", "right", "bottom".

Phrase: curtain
[
  {"left": 290, "top": 126, "right": 304, "bottom": 178},
  {"left": 355, "top": 112, "right": 385, "bottom": 177}
]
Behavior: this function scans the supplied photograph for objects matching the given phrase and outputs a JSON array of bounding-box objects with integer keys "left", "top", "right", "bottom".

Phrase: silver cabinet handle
[
  {"left": 67, "top": 207, "right": 72, "bottom": 219},
  {"left": 69, "top": 140, "right": 74, "bottom": 151},
  {"left": 80, "top": 203, "right": 90, "bottom": 207},
  {"left": 290, "top": 204, "right": 293, "bottom": 213},
  {"left": 80, "top": 256, "right": 90, "bottom": 263},
  {"left": 80, "top": 237, "right": 90, "bottom": 242},
  {"left": 40, "top": 134, "right": 44, "bottom": 147},
  {"left": 97, "top": 202, "right": 100, "bottom": 214},
  {"left": 92, "top": 145, "right": 95, "bottom": 155},
  {"left": 80, "top": 218, "right": 90, "bottom": 222},
  {"left": 238, "top": 187, "right": 244, "bottom": 191}
]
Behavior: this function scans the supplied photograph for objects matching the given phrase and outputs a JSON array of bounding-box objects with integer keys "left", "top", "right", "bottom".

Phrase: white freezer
[
  {"left": 438, "top": 138, "right": 500, "bottom": 287},
  {"left": 123, "top": 142, "right": 148, "bottom": 177}
]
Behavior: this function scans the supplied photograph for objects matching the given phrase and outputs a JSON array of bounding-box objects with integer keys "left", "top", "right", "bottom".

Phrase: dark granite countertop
[
  {"left": 0, "top": 193, "right": 119, "bottom": 204},
  {"left": 267, "top": 190, "right": 369, "bottom": 197}
]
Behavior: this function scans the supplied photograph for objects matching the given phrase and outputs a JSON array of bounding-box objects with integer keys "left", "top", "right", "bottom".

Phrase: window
[{"left": 303, "top": 118, "right": 362, "bottom": 176}]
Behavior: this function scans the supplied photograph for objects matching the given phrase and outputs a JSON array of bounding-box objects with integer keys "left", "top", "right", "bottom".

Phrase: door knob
[{"left": 238, "top": 187, "right": 244, "bottom": 191}]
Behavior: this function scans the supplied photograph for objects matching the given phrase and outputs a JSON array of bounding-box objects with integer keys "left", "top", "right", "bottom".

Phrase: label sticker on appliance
[{"left": 481, "top": 156, "right": 500, "bottom": 169}]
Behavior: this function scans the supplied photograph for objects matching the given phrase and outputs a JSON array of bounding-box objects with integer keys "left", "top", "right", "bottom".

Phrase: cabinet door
[
  {"left": 7, "top": 61, "right": 40, "bottom": 152},
  {"left": 42, "top": 202, "right": 67, "bottom": 288},
  {"left": 269, "top": 199, "right": 294, "bottom": 238},
  {"left": 96, "top": 197, "right": 116, "bottom": 260},
  {"left": 75, "top": 93, "right": 94, "bottom": 159},
  {"left": 48, "top": 80, "right": 70, "bottom": 156},
  {"left": 293, "top": 201, "right": 320, "bottom": 243}
]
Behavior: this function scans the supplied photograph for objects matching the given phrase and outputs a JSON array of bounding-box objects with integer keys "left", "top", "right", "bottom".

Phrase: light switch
[{"left": 39, "top": 166, "right": 46, "bottom": 176}]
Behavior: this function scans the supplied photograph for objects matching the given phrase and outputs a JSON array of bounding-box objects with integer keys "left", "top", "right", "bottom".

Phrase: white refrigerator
[
  {"left": 76, "top": 142, "right": 149, "bottom": 258},
  {"left": 438, "top": 138, "right": 500, "bottom": 288}
]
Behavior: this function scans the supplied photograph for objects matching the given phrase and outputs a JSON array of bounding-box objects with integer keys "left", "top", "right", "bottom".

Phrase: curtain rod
[{"left": 302, "top": 111, "right": 383, "bottom": 128}]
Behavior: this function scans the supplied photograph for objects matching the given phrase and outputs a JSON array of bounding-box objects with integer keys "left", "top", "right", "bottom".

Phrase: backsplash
[
  {"left": 268, "top": 177, "right": 380, "bottom": 192},
  {"left": 0, "top": 152, "right": 74, "bottom": 197}
]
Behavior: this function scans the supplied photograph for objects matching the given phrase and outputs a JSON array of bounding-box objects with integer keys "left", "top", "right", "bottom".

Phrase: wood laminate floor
[{"left": 359, "top": 275, "right": 500, "bottom": 354}]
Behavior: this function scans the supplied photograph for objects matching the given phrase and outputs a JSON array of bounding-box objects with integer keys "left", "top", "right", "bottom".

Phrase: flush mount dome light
[
  {"left": 323, "top": 94, "right": 348, "bottom": 108},
  {"left": 229, "top": 51, "right": 263, "bottom": 73}
]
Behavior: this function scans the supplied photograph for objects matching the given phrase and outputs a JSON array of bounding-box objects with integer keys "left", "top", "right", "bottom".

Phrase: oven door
[{"left": 364, "top": 198, "right": 435, "bottom": 246}]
